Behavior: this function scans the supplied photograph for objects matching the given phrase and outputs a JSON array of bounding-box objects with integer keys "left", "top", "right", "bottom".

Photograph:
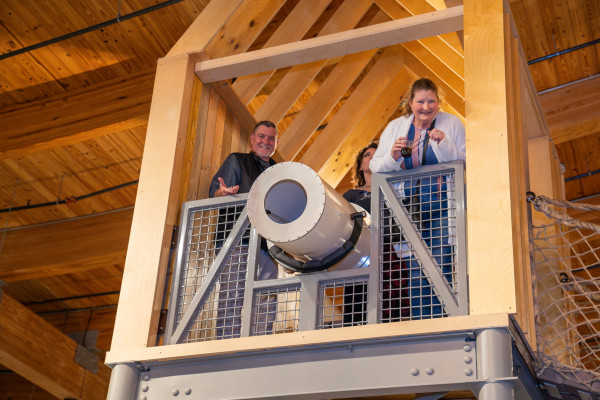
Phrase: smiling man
[{"left": 209, "top": 120, "right": 278, "bottom": 198}]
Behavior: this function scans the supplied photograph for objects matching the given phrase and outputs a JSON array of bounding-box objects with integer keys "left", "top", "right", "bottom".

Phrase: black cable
[
  {"left": 0, "top": 179, "right": 138, "bottom": 214},
  {"left": 528, "top": 37, "right": 600, "bottom": 65},
  {"left": 0, "top": 0, "right": 184, "bottom": 61}
]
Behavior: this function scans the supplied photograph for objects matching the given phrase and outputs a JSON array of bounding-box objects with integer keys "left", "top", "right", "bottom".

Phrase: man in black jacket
[
  {"left": 209, "top": 120, "right": 278, "bottom": 198},
  {"left": 208, "top": 121, "right": 279, "bottom": 338}
]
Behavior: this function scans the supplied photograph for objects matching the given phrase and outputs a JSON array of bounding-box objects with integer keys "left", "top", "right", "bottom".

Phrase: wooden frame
[{"left": 107, "top": 0, "right": 554, "bottom": 365}]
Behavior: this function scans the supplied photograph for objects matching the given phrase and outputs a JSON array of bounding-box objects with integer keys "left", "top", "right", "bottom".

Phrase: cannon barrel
[{"left": 247, "top": 162, "right": 370, "bottom": 272}]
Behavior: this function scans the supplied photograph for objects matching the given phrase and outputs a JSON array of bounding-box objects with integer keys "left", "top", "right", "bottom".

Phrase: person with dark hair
[
  {"left": 342, "top": 141, "right": 378, "bottom": 213},
  {"left": 209, "top": 120, "right": 279, "bottom": 338},
  {"left": 370, "top": 78, "right": 466, "bottom": 320},
  {"left": 341, "top": 141, "right": 408, "bottom": 325}
]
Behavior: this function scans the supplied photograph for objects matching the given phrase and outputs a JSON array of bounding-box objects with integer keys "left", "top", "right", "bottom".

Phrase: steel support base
[{"left": 107, "top": 328, "right": 545, "bottom": 400}]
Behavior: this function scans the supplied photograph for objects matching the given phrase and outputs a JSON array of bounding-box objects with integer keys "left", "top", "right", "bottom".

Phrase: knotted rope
[{"left": 527, "top": 192, "right": 600, "bottom": 232}]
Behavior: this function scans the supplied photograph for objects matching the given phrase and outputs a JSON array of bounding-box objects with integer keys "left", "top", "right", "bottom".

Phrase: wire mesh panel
[
  {"left": 251, "top": 285, "right": 301, "bottom": 335},
  {"left": 170, "top": 200, "right": 250, "bottom": 343},
  {"left": 318, "top": 277, "right": 369, "bottom": 329},
  {"left": 165, "top": 163, "right": 466, "bottom": 344},
  {"left": 373, "top": 162, "right": 467, "bottom": 322},
  {"left": 530, "top": 194, "right": 600, "bottom": 392}
]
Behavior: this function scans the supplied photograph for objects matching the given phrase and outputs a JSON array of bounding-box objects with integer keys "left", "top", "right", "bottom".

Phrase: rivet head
[
  {"left": 185, "top": 388, "right": 192, "bottom": 395},
  {"left": 426, "top": 368, "right": 434, "bottom": 375},
  {"left": 463, "top": 344, "right": 472, "bottom": 352},
  {"left": 172, "top": 389, "right": 179, "bottom": 396},
  {"left": 141, "top": 384, "right": 149, "bottom": 392},
  {"left": 465, "top": 368, "right": 473, "bottom": 376},
  {"left": 464, "top": 355, "right": 473, "bottom": 364},
  {"left": 143, "top": 374, "right": 150, "bottom": 381},
  {"left": 411, "top": 368, "right": 419, "bottom": 376}
]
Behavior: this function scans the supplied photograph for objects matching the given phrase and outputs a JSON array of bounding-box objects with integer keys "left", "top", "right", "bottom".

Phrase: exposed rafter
[
  {"left": 0, "top": 209, "right": 132, "bottom": 282},
  {"left": 0, "top": 71, "right": 154, "bottom": 160},
  {"left": 195, "top": 6, "right": 464, "bottom": 83},
  {"left": 0, "top": 291, "right": 111, "bottom": 399}
]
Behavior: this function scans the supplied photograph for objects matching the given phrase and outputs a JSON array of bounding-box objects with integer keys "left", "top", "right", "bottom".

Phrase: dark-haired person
[
  {"left": 342, "top": 141, "right": 377, "bottom": 213},
  {"left": 370, "top": 78, "right": 465, "bottom": 319},
  {"left": 341, "top": 141, "right": 408, "bottom": 325},
  {"left": 209, "top": 120, "right": 279, "bottom": 338}
]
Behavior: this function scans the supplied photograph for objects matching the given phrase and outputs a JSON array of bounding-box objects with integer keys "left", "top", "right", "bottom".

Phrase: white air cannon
[{"left": 247, "top": 162, "right": 370, "bottom": 272}]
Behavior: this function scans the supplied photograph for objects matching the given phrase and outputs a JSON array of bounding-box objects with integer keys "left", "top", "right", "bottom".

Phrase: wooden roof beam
[
  {"left": 380, "top": 0, "right": 464, "bottom": 50},
  {"left": 375, "top": 0, "right": 464, "bottom": 86},
  {"left": 254, "top": 0, "right": 378, "bottom": 124},
  {"left": 319, "top": 67, "right": 413, "bottom": 187},
  {"left": 0, "top": 291, "right": 111, "bottom": 399},
  {"left": 196, "top": 6, "right": 464, "bottom": 83},
  {"left": 166, "top": 0, "right": 244, "bottom": 58},
  {"left": 204, "top": 0, "right": 287, "bottom": 59},
  {"left": 0, "top": 70, "right": 154, "bottom": 160},
  {"left": 277, "top": 47, "right": 379, "bottom": 161},
  {"left": 298, "top": 45, "right": 404, "bottom": 174},
  {"left": 538, "top": 75, "right": 600, "bottom": 144},
  {"left": 0, "top": 209, "right": 133, "bottom": 282},
  {"left": 232, "top": 0, "right": 335, "bottom": 105}
]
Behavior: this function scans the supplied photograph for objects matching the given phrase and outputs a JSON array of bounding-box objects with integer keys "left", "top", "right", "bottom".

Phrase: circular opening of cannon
[{"left": 264, "top": 180, "right": 307, "bottom": 224}]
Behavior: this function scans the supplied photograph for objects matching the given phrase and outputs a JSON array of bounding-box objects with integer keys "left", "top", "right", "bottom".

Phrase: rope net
[{"left": 530, "top": 194, "right": 600, "bottom": 391}]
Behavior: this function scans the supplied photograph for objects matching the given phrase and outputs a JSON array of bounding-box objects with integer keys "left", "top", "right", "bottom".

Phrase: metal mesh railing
[
  {"left": 529, "top": 194, "right": 600, "bottom": 392},
  {"left": 169, "top": 200, "right": 250, "bottom": 343},
  {"left": 252, "top": 285, "right": 301, "bottom": 335},
  {"left": 165, "top": 162, "right": 468, "bottom": 344},
  {"left": 375, "top": 162, "right": 467, "bottom": 321},
  {"left": 318, "top": 277, "right": 369, "bottom": 329}
]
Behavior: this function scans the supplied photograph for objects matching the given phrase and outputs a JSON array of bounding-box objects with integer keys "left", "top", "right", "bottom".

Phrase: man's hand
[{"left": 216, "top": 177, "right": 239, "bottom": 197}]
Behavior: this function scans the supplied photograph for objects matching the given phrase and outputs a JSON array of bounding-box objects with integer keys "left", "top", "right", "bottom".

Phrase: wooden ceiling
[{"left": 0, "top": 0, "right": 599, "bottom": 398}]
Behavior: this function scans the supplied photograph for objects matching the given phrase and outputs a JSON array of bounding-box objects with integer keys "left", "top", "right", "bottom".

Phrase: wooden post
[
  {"left": 109, "top": 54, "right": 195, "bottom": 352},
  {"left": 464, "top": 0, "right": 517, "bottom": 315}
]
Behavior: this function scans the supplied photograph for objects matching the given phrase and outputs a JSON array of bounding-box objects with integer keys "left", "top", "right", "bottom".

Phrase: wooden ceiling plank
[
  {"left": 167, "top": 0, "right": 244, "bottom": 58},
  {"left": 0, "top": 291, "right": 110, "bottom": 399},
  {"left": 538, "top": 75, "right": 600, "bottom": 144},
  {"left": 196, "top": 6, "right": 464, "bottom": 83},
  {"left": 232, "top": 0, "right": 335, "bottom": 105},
  {"left": 0, "top": 209, "right": 133, "bottom": 282},
  {"left": 0, "top": 70, "right": 154, "bottom": 160},
  {"left": 254, "top": 0, "right": 375, "bottom": 124},
  {"left": 298, "top": 45, "right": 404, "bottom": 169},
  {"left": 401, "top": 47, "right": 465, "bottom": 117},
  {"left": 204, "top": 0, "right": 287, "bottom": 59},
  {"left": 320, "top": 67, "right": 413, "bottom": 187},
  {"left": 277, "top": 48, "right": 378, "bottom": 161}
]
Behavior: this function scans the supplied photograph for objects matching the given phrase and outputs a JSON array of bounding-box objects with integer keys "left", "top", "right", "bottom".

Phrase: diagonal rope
[{"left": 530, "top": 193, "right": 600, "bottom": 232}]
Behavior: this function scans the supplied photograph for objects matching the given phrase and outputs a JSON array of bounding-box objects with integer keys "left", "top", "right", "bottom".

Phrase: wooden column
[
  {"left": 109, "top": 54, "right": 195, "bottom": 352},
  {"left": 463, "top": 0, "right": 517, "bottom": 314}
]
